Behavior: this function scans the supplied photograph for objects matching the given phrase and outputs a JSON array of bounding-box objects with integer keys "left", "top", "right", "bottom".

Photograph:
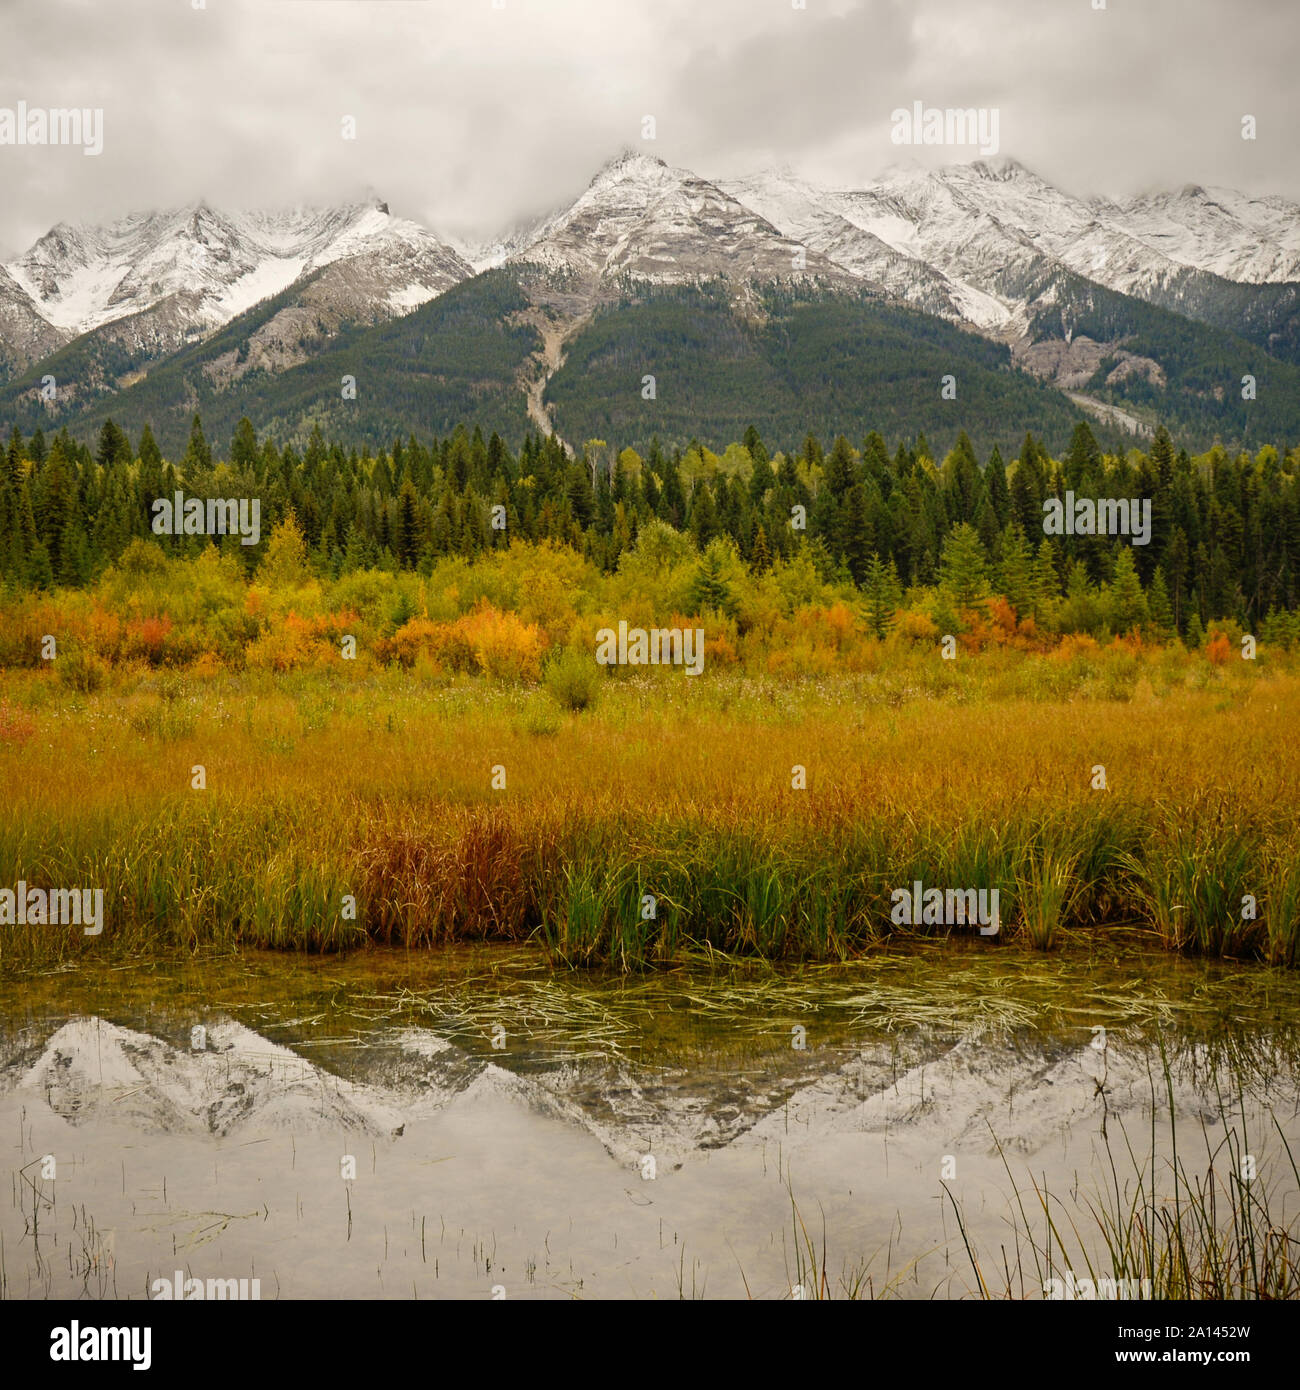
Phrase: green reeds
[{"left": 948, "top": 1056, "right": 1300, "bottom": 1300}]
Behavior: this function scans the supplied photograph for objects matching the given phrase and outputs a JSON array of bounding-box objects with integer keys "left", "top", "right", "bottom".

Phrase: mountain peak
[
  {"left": 964, "top": 155, "right": 1031, "bottom": 181},
  {"left": 592, "top": 148, "right": 669, "bottom": 182}
]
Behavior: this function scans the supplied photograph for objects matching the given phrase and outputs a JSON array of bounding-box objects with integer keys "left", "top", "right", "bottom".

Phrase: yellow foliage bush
[
  {"left": 894, "top": 610, "right": 940, "bottom": 644},
  {"left": 384, "top": 604, "right": 545, "bottom": 681},
  {"left": 245, "top": 612, "right": 333, "bottom": 672},
  {"left": 1051, "top": 632, "right": 1101, "bottom": 662},
  {"left": 460, "top": 603, "right": 546, "bottom": 681}
]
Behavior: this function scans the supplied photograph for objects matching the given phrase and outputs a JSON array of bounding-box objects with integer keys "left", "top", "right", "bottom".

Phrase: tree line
[{"left": 1, "top": 411, "right": 1297, "bottom": 638}]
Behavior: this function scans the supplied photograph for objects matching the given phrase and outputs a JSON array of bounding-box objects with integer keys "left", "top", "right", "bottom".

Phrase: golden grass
[{"left": 1, "top": 663, "right": 1297, "bottom": 969}]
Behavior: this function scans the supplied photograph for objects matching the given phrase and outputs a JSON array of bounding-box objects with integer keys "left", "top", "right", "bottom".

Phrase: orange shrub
[
  {"left": 1205, "top": 630, "right": 1232, "bottom": 665},
  {"left": 988, "top": 596, "right": 1018, "bottom": 635},
  {"left": 380, "top": 618, "right": 447, "bottom": 671},
  {"left": 245, "top": 612, "right": 332, "bottom": 672},
  {"left": 125, "top": 614, "right": 174, "bottom": 666},
  {"left": 87, "top": 605, "right": 124, "bottom": 662},
  {"left": 383, "top": 605, "right": 545, "bottom": 680},
  {"left": 1051, "top": 632, "right": 1101, "bottom": 661}
]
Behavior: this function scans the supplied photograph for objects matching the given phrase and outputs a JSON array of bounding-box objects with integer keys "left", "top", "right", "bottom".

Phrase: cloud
[{"left": 0, "top": 0, "right": 1295, "bottom": 256}]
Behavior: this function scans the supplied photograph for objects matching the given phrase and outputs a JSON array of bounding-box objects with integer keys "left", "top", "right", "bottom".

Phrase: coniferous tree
[
  {"left": 997, "top": 521, "right": 1035, "bottom": 618},
  {"left": 841, "top": 484, "right": 874, "bottom": 584},
  {"left": 1108, "top": 548, "right": 1148, "bottom": 633},
  {"left": 1147, "top": 566, "right": 1175, "bottom": 637},
  {"left": 939, "top": 522, "right": 989, "bottom": 612},
  {"left": 687, "top": 540, "right": 737, "bottom": 617},
  {"left": 863, "top": 553, "right": 901, "bottom": 638}
]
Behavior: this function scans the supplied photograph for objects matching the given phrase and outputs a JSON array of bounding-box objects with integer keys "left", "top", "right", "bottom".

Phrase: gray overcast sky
[{"left": 0, "top": 0, "right": 1295, "bottom": 256}]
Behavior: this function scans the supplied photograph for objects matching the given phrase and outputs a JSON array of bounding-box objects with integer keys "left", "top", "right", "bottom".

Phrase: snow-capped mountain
[
  {"left": 0, "top": 264, "right": 65, "bottom": 377},
  {"left": 721, "top": 157, "right": 1300, "bottom": 355},
  {"left": 481, "top": 150, "right": 854, "bottom": 295},
  {"left": 4, "top": 198, "right": 472, "bottom": 364},
  {"left": 0, "top": 153, "right": 1296, "bottom": 450},
  {"left": 720, "top": 164, "right": 1016, "bottom": 331},
  {"left": 1095, "top": 184, "right": 1300, "bottom": 285}
]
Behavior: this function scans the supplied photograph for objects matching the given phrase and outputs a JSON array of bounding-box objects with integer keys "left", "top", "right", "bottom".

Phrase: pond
[{"left": 2, "top": 939, "right": 1298, "bottom": 1300}]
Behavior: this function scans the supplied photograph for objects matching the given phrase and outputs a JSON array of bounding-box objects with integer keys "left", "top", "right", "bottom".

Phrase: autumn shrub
[
  {"left": 245, "top": 612, "right": 332, "bottom": 672},
  {"left": 1051, "top": 632, "right": 1101, "bottom": 662},
  {"left": 383, "top": 617, "right": 444, "bottom": 670},
  {"left": 544, "top": 646, "right": 602, "bottom": 712},
  {"left": 892, "top": 609, "right": 940, "bottom": 645},
  {"left": 56, "top": 644, "right": 109, "bottom": 693},
  {"left": 459, "top": 603, "right": 546, "bottom": 681},
  {"left": 125, "top": 614, "right": 174, "bottom": 666},
  {"left": 1205, "top": 630, "right": 1233, "bottom": 666},
  {"left": 0, "top": 602, "right": 50, "bottom": 666}
]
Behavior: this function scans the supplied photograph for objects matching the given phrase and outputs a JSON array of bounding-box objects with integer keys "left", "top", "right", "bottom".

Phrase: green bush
[{"left": 544, "top": 646, "right": 602, "bottom": 712}]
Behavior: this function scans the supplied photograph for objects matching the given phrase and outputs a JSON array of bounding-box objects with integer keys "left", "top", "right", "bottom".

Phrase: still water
[{"left": 2, "top": 941, "right": 1297, "bottom": 1299}]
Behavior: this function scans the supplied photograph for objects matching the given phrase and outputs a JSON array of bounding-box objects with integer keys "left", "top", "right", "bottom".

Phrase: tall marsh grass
[{"left": 1, "top": 668, "right": 1298, "bottom": 971}]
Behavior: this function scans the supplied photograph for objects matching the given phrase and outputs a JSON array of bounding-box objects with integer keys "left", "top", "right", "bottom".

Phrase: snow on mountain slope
[
  {"left": 726, "top": 156, "right": 1300, "bottom": 351},
  {"left": 0, "top": 263, "right": 65, "bottom": 372},
  {"left": 493, "top": 150, "right": 853, "bottom": 294},
  {"left": 720, "top": 166, "right": 1009, "bottom": 330},
  {"left": 724, "top": 158, "right": 1053, "bottom": 335},
  {"left": 1096, "top": 184, "right": 1300, "bottom": 285},
  {"left": 6, "top": 199, "right": 470, "bottom": 343}
]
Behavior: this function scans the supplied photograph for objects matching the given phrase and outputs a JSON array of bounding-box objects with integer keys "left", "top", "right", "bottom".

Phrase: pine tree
[
  {"left": 96, "top": 419, "right": 131, "bottom": 470},
  {"left": 1147, "top": 565, "right": 1175, "bottom": 637},
  {"left": 749, "top": 453, "right": 776, "bottom": 506},
  {"left": 841, "top": 483, "right": 874, "bottom": 584},
  {"left": 942, "top": 431, "right": 984, "bottom": 524},
  {"left": 1031, "top": 538, "right": 1062, "bottom": 622},
  {"left": 230, "top": 418, "right": 260, "bottom": 472},
  {"left": 1065, "top": 421, "right": 1101, "bottom": 490},
  {"left": 863, "top": 554, "right": 900, "bottom": 638},
  {"left": 751, "top": 524, "right": 771, "bottom": 573},
  {"left": 824, "top": 435, "right": 857, "bottom": 499},
  {"left": 997, "top": 521, "right": 1034, "bottom": 619},
  {"left": 6, "top": 427, "right": 24, "bottom": 492},
  {"left": 687, "top": 541, "right": 737, "bottom": 616},
  {"left": 689, "top": 481, "right": 721, "bottom": 550},
  {"left": 1108, "top": 548, "right": 1148, "bottom": 633},
  {"left": 984, "top": 445, "right": 1010, "bottom": 528},
  {"left": 181, "top": 414, "right": 212, "bottom": 480},
  {"left": 27, "top": 541, "right": 53, "bottom": 590},
  {"left": 395, "top": 481, "right": 421, "bottom": 569},
  {"left": 939, "top": 522, "right": 989, "bottom": 611},
  {"left": 32, "top": 438, "right": 78, "bottom": 578}
]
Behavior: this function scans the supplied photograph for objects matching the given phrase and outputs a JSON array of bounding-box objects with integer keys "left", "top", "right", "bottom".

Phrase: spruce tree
[
  {"left": 997, "top": 522, "right": 1034, "bottom": 618},
  {"left": 824, "top": 435, "right": 857, "bottom": 499},
  {"left": 863, "top": 553, "right": 900, "bottom": 638},
  {"left": 687, "top": 541, "right": 737, "bottom": 617},
  {"left": 1147, "top": 566, "right": 1175, "bottom": 638},
  {"left": 938, "top": 522, "right": 989, "bottom": 612},
  {"left": 841, "top": 484, "right": 874, "bottom": 585},
  {"left": 751, "top": 524, "right": 771, "bottom": 573},
  {"left": 1108, "top": 548, "right": 1148, "bottom": 633}
]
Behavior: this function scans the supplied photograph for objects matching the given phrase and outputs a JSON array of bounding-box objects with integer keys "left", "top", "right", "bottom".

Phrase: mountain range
[{"left": 2, "top": 151, "right": 1297, "bottom": 457}]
